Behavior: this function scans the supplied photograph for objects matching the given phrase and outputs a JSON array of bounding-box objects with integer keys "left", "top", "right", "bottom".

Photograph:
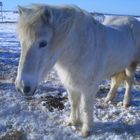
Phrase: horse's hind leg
[
  {"left": 67, "top": 88, "right": 81, "bottom": 126},
  {"left": 105, "top": 71, "right": 125, "bottom": 103},
  {"left": 123, "top": 62, "right": 137, "bottom": 107}
]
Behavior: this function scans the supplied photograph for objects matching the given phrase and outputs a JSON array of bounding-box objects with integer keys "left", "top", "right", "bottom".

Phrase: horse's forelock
[
  {"left": 17, "top": 20, "right": 36, "bottom": 44},
  {"left": 17, "top": 4, "right": 80, "bottom": 43},
  {"left": 17, "top": 5, "right": 48, "bottom": 41}
]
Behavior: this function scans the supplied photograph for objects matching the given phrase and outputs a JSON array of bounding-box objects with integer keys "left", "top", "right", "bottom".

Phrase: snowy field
[
  {"left": 0, "top": 11, "right": 18, "bottom": 22},
  {"left": 0, "top": 12, "right": 140, "bottom": 140}
]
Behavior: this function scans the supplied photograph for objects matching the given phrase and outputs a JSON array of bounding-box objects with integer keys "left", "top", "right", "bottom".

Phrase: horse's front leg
[
  {"left": 67, "top": 88, "right": 81, "bottom": 126},
  {"left": 81, "top": 85, "right": 98, "bottom": 137}
]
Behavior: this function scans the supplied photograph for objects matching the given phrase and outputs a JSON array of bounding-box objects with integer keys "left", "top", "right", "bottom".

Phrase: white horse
[{"left": 15, "top": 4, "right": 140, "bottom": 137}]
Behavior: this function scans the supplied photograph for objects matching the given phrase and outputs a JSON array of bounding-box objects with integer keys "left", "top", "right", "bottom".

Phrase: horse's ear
[
  {"left": 42, "top": 7, "right": 53, "bottom": 24},
  {"left": 18, "top": 5, "right": 25, "bottom": 15},
  {"left": 18, "top": 5, "right": 31, "bottom": 15}
]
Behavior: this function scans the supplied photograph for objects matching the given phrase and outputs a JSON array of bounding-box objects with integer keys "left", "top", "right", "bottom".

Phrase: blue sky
[{"left": 1, "top": 0, "right": 140, "bottom": 16}]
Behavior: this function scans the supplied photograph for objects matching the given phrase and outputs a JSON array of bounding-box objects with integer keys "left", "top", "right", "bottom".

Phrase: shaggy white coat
[{"left": 16, "top": 4, "right": 140, "bottom": 137}]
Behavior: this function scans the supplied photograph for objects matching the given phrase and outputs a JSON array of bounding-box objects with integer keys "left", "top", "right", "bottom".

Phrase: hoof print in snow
[{"left": 41, "top": 95, "right": 68, "bottom": 112}]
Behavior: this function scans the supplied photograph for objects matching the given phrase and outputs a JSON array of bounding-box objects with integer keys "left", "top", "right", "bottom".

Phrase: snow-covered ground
[
  {"left": 0, "top": 11, "right": 18, "bottom": 22},
  {"left": 0, "top": 12, "right": 140, "bottom": 140}
]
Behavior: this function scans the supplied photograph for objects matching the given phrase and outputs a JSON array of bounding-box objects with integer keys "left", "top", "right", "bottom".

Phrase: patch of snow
[{"left": 1, "top": 11, "right": 18, "bottom": 22}]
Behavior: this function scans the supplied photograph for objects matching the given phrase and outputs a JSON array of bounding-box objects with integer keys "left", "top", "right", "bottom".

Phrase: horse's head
[{"left": 15, "top": 4, "right": 74, "bottom": 96}]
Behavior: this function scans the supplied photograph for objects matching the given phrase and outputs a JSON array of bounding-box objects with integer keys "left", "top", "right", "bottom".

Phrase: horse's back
[
  {"left": 103, "top": 16, "right": 140, "bottom": 38},
  {"left": 103, "top": 16, "right": 140, "bottom": 62}
]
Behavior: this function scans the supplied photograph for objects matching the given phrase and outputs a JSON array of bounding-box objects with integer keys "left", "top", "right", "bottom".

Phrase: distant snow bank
[{"left": 0, "top": 11, "right": 18, "bottom": 22}]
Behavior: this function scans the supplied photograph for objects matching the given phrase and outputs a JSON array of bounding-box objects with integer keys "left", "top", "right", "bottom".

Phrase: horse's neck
[{"left": 55, "top": 12, "right": 105, "bottom": 73}]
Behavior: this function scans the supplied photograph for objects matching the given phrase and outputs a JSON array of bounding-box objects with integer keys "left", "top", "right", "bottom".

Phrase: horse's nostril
[{"left": 23, "top": 86, "right": 31, "bottom": 93}]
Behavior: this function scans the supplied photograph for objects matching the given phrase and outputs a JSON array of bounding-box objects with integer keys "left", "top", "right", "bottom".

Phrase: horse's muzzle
[{"left": 15, "top": 80, "right": 36, "bottom": 96}]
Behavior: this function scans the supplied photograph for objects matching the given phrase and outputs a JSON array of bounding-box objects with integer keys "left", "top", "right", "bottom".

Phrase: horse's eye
[{"left": 39, "top": 41, "right": 47, "bottom": 48}]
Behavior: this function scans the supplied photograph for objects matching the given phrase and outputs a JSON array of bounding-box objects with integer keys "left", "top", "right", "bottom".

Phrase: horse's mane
[
  {"left": 17, "top": 4, "right": 49, "bottom": 41},
  {"left": 17, "top": 4, "right": 101, "bottom": 41}
]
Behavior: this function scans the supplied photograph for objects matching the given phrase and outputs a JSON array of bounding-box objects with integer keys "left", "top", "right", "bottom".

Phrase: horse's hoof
[
  {"left": 81, "top": 130, "right": 91, "bottom": 137},
  {"left": 67, "top": 121, "right": 72, "bottom": 126},
  {"left": 67, "top": 119, "right": 81, "bottom": 126},
  {"left": 104, "top": 98, "right": 111, "bottom": 104},
  {"left": 123, "top": 103, "right": 130, "bottom": 108}
]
